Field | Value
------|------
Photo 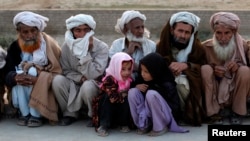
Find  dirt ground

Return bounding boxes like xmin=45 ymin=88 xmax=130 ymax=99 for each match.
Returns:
xmin=1 ymin=0 xmax=250 ymax=10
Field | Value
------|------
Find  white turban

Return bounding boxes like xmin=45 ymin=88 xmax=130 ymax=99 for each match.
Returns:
xmin=170 ymin=12 xmax=200 ymax=63
xmin=13 ymin=11 xmax=49 ymax=31
xmin=115 ymin=10 xmax=146 ymax=34
xmin=170 ymin=11 xmax=200 ymax=32
xmin=65 ymin=14 xmax=96 ymax=30
xmin=0 ymin=46 xmax=7 ymax=69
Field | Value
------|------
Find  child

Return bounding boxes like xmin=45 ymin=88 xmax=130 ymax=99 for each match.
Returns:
xmin=92 ymin=52 xmax=134 ymax=137
xmin=128 ymin=52 xmax=189 ymax=136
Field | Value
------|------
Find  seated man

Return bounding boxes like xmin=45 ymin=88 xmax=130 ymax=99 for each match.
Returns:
xmin=201 ymin=12 xmax=250 ymax=125
xmin=109 ymin=10 xmax=156 ymax=80
xmin=156 ymin=11 xmax=206 ymax=126
xmin=4 ymin=11 xmax=62 ymax=127
xmin=52 ymin=14 xmax=109 ymax=126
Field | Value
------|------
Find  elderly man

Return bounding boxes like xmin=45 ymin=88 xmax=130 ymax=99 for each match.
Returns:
xmin=201 ymin=12 xmax=250 ymax=125
xmin=109 ymin=10 xmax=156 ymax=80
xmin=52 ymin=14 xmax=109 ymax=126
xmin=156 ymin=11 xmax=206 ymax=126
xmin=4 ymin=11 xmax=62 ymax=127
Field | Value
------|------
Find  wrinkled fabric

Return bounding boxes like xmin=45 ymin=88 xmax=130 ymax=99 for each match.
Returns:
xmin=115 ymin=10 xmax=146 ymax=35
xmin=13 ymin=11 xmax=49 ymax=31
xmin=65 ymin=14 xmax=96 ymax=30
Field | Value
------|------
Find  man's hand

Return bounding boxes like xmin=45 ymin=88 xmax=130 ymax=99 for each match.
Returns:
xmin=169 ymin=62 xmax=188 ymax=76
xmin=225 ymin=61 xmax=239 ymax=73
xmin=127 ymin=41 xmax=141 ymax=55
xmin=15 ymin=73 xmax=37 ymax=86
xmin=214 ymin=66 xmax=226 ymax=78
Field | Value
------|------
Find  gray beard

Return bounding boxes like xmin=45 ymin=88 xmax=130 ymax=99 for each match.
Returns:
xmin=212 ymin=35 xmax=235 ymax=61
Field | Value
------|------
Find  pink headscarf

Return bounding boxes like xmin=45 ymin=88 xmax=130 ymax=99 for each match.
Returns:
xmin=104 ymin=52 xmax=134 ymax=91
xmin=210 ymin=12 xmax=246 ymax=65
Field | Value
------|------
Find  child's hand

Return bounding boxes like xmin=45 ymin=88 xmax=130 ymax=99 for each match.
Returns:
xmin=136 ymin=84 xmax=148 ymax=93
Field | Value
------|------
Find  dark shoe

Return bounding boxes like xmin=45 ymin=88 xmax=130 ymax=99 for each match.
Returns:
xmin=58 ymin=116 xmax=76 ymax=126
xmin=17 ymin=115 xmax=30 ymax=126
xmin=229 ymin=113 xmax=242 ymax=125
xmin=86 ymin=117 xmax=94 ymax=127
xmin=27 ymin=116 xmax=43 ymax=127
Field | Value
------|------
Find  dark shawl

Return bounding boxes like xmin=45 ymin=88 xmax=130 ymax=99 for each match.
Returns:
xmin=156 ymin=20 xmax=206 ymax=126
xmin=133 ymin=52 xmax=181 ymax=121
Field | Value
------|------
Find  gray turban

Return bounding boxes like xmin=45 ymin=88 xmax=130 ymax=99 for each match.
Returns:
xmin=65 ymin=14 xmax=96 ymax=30
xmin=115 ymin=10 xmax=146 ymax=34
xmin=13 ymin=11 xmax=49 ymax=31
xmin=170 ymin=11 xmax=200 ymax=32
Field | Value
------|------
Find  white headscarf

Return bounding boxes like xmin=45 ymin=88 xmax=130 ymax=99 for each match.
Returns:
xmin=13 ymin=11 xmax=49 ymax=31
xmin=170 ymin=11 xmax=200 ymax=62
xmin=66 ymin=14 xmax=96 ymax=30
xmin=65 ymin=14 xmax=96 ymax=59
xmin=0 ymin=46 xmax=7 ymax=69
xmin=115 ymin=10 xmax=146 ymax=35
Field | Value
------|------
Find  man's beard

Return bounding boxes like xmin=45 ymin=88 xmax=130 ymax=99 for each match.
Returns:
xmin=171 ymin=35 xmax=189 ymax=50
xmin=126 ymin=30 xmax=145 ymax=44
xmin=213 ymin=35 xmax=235 ymax=61
xmin=18 ymin=34 xmax=41 ymax=53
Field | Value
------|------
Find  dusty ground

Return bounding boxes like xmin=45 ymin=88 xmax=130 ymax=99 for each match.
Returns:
xmin=1 ymin=0 xmax=250 ymax=10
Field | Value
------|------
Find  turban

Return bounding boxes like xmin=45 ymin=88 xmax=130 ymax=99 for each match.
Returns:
xmin=115 ymin=10 xmax=146 ymax=34
xmin=0 ymin=46 xmax=7 ymax=69
xmin=170 ymin=11 xmax=200 ymax=32
xmin=210 ymin=12 xmax=240 ymax=31
xmin=66 ymin=14 xmax=96 ymax=30
xmin=13 ymin=11 xmax=49 ymax=31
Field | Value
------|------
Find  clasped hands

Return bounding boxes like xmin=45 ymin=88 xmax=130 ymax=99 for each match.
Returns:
xmin=15 ymin=73 xmax=36 ymax=86
xmin=214 ymin=61 xmax=239 ymax=78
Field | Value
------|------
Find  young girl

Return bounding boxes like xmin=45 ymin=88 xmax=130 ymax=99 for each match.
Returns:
xmin=92 ymin=52 xmax=134 ymax=137
xmin=128 ymin=52 xmax=189 ymax=136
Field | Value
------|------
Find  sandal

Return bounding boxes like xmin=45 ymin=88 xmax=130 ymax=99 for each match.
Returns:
xmin=119 ymin=126 xmax=130 ymax=133
xmin=17 ymin=115 xmax=30 ymax=126
xmin=97 ymin=126 xmax=109 ymax=137
xmin=148 ymin=127 xmax=168 ymax=136
xmin=207 ymin=114 xmax=223 ymax=125
xmin=27 ymin=116 xmax=43 ymax=127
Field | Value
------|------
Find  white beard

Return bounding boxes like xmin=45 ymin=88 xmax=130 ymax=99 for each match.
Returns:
xmin=212 ymin=35 xmax=236 ymax=61
xmin=126 ymin=30 xmax=145 ymax=44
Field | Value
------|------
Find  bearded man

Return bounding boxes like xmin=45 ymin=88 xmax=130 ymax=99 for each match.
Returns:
xmin=109 ymin=10 xmax=156 ymax=80
xmin=156 ymin=11 xmax=206 ymax=126
xmin=201 ymin=12 xmax=250 ymax=125
xmin=4 ymin=11 xmax=62 ymax=127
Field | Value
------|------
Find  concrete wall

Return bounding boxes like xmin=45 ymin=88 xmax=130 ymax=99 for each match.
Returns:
xmin=0 ymin=10 xmax=250 ymax=45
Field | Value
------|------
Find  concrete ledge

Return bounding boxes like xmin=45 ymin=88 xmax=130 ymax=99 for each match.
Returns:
xmin=1 ymin=10 xmax=250 ymax=36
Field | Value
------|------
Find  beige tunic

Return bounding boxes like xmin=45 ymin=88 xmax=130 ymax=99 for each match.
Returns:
xmin=201 ymin=39 xmax=250 ymax=116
